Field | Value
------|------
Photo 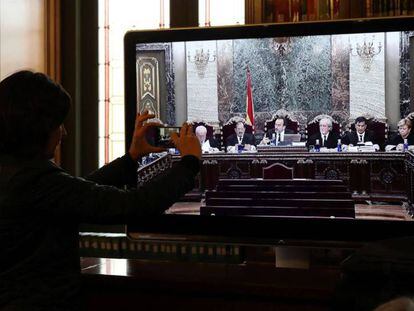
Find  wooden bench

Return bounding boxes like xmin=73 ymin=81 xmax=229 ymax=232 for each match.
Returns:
xmin=205 ymin=191 xmax=352 ymax=200
xmin=217 ymin=179 xmax=344 ymax=186
xmin=201 ymin=178 xmax=355 ymax=218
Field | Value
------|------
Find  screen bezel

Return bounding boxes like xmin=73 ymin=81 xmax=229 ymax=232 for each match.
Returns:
xmin=124 ymin=17 xmax=414 ymax=243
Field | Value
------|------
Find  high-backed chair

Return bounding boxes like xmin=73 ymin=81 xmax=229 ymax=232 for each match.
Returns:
xmin=406 ymin=112 xmax=414 ymax=123
xmin=346 ymin=114 xmax=388 ymax=148
xmin=306 ymin=114 xmax=341 ymax=139
xmin=264 ymin=109 xmax=299 ymax=134
xmin=220 ymin=116 xmax=254 ymax=149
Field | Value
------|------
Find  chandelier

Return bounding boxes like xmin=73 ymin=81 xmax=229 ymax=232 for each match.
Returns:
xmin=187 ymin=49 xmax=216 ymax=79
xmin=269 ymin=37 xmax=292 ymax=56
xmin=349 ymin=36 xmax=382 ymax=72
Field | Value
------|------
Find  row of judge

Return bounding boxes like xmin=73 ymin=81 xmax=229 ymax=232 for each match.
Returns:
xmin=307 ymin=116 xmax=414 ymax=151
xmin=194 ymin=122 xmax=256 ymax=153
xmin=195 ymin=116 xmax=414 ymax=152
xmin=305 ymin=117 xmax=375 ymax=150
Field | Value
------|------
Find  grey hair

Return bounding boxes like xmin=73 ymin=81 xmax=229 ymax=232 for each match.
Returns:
xmin=320 ymin=117 xmax=332 ymax=129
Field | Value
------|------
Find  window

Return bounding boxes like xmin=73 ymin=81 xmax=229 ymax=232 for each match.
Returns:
xmin=98 ymin=0 xmax=169 ymax=165
xmin=98 ymin=0 xmax=244 ymax=165
xmin=199 ymin=0 xmax=245 ymax=26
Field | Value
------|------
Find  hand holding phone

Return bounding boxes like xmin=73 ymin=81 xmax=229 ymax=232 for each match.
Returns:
xmin=128 ymin=111 xmax=166 ymax=160
xmin=170 ymin=123 xmax=202 ymax=159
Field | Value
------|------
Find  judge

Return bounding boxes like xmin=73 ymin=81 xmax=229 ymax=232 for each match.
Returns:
xmin=260 ymin=117 xmax=294 ymax=146
xmin=385 ymin=118 xmax=414 ymax=151
xmin=341 ymin=116 xmax=379 ymax=150
xmin=195 ymin=125 xmax=219 ymax=153
xmin=306 ymin=117 xmax=339 ymax=149
xmin=226 ymin=121 xmax=256 ymax=152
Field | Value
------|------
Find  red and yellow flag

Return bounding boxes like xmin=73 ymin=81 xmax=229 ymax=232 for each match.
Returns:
xmin=245 ymin=66 xmax=255 ymax=129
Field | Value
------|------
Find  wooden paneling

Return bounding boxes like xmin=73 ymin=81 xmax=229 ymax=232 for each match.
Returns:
xmin=175 ymin=152 xmax=407 ymax=201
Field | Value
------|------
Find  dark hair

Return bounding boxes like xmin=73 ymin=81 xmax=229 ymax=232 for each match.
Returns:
xmin=355 ymin=116 xmax=367 ymax=124
xmin=275 ymin=117 xmax=287 ymax=126
xmin=0 ymin=70 xmax=71 ymax=158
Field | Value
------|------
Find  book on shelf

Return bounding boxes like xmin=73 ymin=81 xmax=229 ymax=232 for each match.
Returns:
xmin=317 ymin=0 xmax=331 ymax=20
xmin=365 ymin=0 xmax=373 ymax=17
xmin=306 ymin=0 xmax=318 ymax=20
xmin=332 ymin=0 xmax=352 ymax=19
xmin=262 ymin=0 xmax=412 ymax=25
xmin=350 ymin=0 xmax=364 ymax=18
xmin=274 ymin=0 xmax=291 ymax=22
xmin=262 ymin=0 xmax=275 ymax=23
xmin=291 ymin=0 xmax=301 ymax=22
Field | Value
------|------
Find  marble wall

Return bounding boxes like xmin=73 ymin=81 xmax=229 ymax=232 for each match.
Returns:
xmin=400 ymin=31 xmax=414 ymax=118
xmin=186 ymin=40 xmax=219 ymax=122
xmin=349 ymin=33 xmax=385 ymax=119
xmin=218 ymin=36 xmax=339 ymax=131
xmin=152 ymin=32 xmax=411 ymax=130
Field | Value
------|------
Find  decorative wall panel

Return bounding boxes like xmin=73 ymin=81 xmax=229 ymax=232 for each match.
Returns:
xmin=136 ymin=43 xmax=175 ymax=125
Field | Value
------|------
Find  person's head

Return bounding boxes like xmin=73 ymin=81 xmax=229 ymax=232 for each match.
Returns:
xmin=274 ymin=117 xmax=286 ymax=134
xmin=319 ymin=117 xmax=332 ymax=135
xmin=0 ymin=70 xmax=71 ymax=159
xmin=195 ymin=125 xmax=207 ymax=144
xmin=355 ymin=116 xmax=368 ymax=134
xmin=398 ymin=118 xmax=412 ymax=138
xmin=234 ymin=121 xmax=246 ymax=138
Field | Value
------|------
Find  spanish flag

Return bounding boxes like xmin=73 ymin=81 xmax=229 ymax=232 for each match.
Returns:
xmin=245 ymin=66 xmax=255 ymax=129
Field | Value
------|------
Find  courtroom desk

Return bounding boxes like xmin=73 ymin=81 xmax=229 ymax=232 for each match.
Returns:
xmin=81 ymin=257 xmax=341 ymax=311
xmin=181 ymin=152 xmax=407 ymax=202
xmin=404 ymin=151 xmax=414 ymax=216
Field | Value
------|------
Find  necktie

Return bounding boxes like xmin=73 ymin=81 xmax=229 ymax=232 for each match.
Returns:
xmin=359 ymin=135 xmax=363 ymax=142
xmin=323 ymin=135 xmax=327 ymax=146
xmin=276 ymin=133 xmax=280 ymax=142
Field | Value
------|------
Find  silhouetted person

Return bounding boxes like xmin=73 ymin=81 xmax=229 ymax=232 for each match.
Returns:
xmin=0 ymin=70 xmax=201 ymax=310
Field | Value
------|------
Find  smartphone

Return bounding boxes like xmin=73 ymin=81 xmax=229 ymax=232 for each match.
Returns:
xmin=146 ymin=126 xmax=181 ymax=148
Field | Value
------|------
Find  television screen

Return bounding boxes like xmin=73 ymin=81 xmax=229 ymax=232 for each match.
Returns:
xmin=124 ymin=17 xmax=414 ymax=244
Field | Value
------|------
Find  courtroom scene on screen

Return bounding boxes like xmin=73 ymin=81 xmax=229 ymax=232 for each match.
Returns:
xmin=132 ymin=29 xmax=414 ymax=221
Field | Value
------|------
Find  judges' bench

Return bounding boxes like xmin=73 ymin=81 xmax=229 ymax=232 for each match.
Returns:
xmin=176 ymin=151 xmax=407 ymax=202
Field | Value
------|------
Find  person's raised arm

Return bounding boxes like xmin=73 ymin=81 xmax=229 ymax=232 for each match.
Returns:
xmin=86 ymin=111 xmax=165 ymax=186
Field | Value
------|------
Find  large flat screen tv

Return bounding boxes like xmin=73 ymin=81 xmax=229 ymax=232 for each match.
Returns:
xmin=124 ymin=17 xmax=414 ymax=244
